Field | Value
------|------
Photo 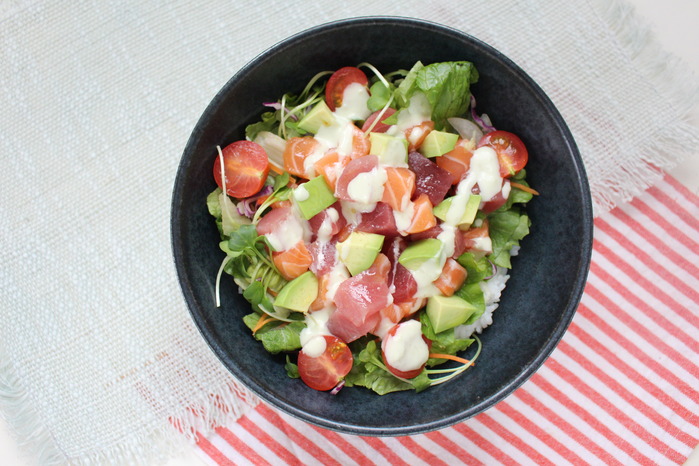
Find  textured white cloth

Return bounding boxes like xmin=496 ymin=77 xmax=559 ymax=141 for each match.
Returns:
xmin=0 ymin=0 xmax=696 ymax=464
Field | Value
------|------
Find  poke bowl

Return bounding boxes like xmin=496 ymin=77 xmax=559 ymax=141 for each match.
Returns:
xmin=171 ymin=16 xmax=593 ymax=435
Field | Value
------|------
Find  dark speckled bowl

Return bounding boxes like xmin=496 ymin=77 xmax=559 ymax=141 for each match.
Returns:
xmin=171 ymin=17 xmax=593 ymax=435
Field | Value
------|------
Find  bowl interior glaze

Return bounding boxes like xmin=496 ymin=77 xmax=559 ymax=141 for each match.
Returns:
xmin=171 ymin=17 xmax=593 ymax=435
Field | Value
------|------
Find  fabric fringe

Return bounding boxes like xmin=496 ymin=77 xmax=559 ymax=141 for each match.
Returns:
xmin=0 ymin=348 xmax=258 ymax=465
xmin=587 ymin=0 xmax=699 ymax=213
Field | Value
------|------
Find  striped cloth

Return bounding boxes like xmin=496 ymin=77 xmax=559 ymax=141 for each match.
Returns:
xmin=191 ymin=173 xmax=698 ymax=465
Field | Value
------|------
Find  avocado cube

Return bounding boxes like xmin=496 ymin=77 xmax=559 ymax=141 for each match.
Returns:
xmin=398 ymin=238 xmax=443 ymax=270
xmin=336 ymin=231 xmax=385 ymax=276
xmin=369 ymin=132 xmax=409 ymax=165
xmin=297 ymin=100 xmax=335 ymax=134
xmin=426 ymin=295 xmax=478 ymax=333
xmin=274 ymin=271 xmax=319 ymax=313
xmin=293 ymin=176 xmax=337 ymax=220
xmin=433 ymin=194 xmax=482 ymax=228
xmin=420 ymin=130 xmax=459 ymax=158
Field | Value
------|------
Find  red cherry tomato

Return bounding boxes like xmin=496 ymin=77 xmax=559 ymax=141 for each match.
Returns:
xmin=325 ymin=66 xmax=368 ymax=111
xmin=361 ymin=108 xmax=397 ymax=133
xmin=213 ymin=141 xmax=270 ymax=198
xmin=297 ymin=335 xmax=353 ymax=391
xmin=477 ymin=130 xmax=528 ymax=178
xmin=381 ymin=323 xmax=431 ymax=379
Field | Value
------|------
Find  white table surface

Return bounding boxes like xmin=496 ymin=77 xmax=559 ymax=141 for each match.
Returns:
xmin=1 ymin=1 xmax=697 ymax=464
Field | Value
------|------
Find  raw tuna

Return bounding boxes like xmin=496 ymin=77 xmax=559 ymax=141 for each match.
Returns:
xmin=408 ymin=151 xmax=452 ymax=205
xmin=356 ymin=202 xmax=399 ymax=237
xmin=410 ymin=225 xmax=466 ymax=258
xmin=308 ymin=201 xmax=346 ymax=241
xmin=382 ymin=238 xmax=417 ymax=304
xmin=308 ymin=239 xmax=338 ymax=276
xmin=327 ymin=255 xmax=391 ymax=342
xmin=334 ymin=154 xmax=378 ymax=201
xmin=255 ymin=205 xmax=291 ymax=236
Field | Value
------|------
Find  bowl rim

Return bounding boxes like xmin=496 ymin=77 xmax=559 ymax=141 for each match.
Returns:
xmin=171 ymin=15 xmax=594 ymax=436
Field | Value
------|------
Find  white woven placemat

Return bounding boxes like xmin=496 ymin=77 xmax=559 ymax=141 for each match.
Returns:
xmin=1 ymin=0 xmax=697 ymax=464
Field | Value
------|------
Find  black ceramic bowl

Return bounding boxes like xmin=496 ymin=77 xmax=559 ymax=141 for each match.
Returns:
xmin=171 ymin=17 xmax=593 ymax=435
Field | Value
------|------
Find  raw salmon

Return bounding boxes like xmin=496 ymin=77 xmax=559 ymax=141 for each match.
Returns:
xmin=313 ymin=151 xmax=348 ymax=191
xmin=433 ymin=258 xmax=468 ymax=297
xmin=436 ymin=139 xmax=474 ymax=185
xmin=272 ymin=240 xmax=312 ymax=281
xmin=402 ymin=193 xmax=437 ymax=235
xmin=283 ymin=136 xmax=319 ymax=179
xmin=381 ymin=167 xmax=415 ymax=211
xmin=404 ymin=121 xmax=434 ymax=151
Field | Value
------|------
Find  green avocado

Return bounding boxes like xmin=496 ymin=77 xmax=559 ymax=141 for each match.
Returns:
xmin=420 ymin=130 xmax=458 ymax=158
xmin=273 ymin=271 xmax=319 ymax=313
xmin=433 ymin=194 xmax=481 ymax=228
xmin=336 ymin=231 xmax=385 ymax=276
xmin=297 ymin=100 xmax=335 ymax=134
xmin=293 ymin=176 xmax=337 ymax=220
xmin=369 ymin=132 xmax=409 ymax=165
xmin=426 ymin=295 xmax=478 ymax=333
xmin=398 ymin=238 xmax=442 ymax=270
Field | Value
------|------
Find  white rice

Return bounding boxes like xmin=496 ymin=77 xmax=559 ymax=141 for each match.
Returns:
xmin=454 ymin=264 xmax=511 ymax=339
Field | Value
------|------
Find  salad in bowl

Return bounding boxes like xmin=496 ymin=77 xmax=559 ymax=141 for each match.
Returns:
xmin=206 ymin=60 xmax=536 ymax=395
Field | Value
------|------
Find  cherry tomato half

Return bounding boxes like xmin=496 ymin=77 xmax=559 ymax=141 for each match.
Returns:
xmin=325 ymin=66 xmax=368 ymax=111
xmin=213 ymin=141 xmax=270 ymax=198
xmin=381 ymin=323 xmax=431 ymax=379
xmin=298 ymin=335 xmax=353 ymax=391
xmin=477 ymin=130 xmax=528 ymax=178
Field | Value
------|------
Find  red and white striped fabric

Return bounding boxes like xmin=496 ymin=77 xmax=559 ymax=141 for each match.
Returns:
xmin=195 ymin=174 xmax=699 ymax=465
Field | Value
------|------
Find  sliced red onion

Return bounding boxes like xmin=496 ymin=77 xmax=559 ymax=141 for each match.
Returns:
xmin=330 ymin=380 xmax=345 ymax=395
xmin=263 ymin=102 xmax=298 ymax=121
xmin=483 ymin=259 xmax=497 ymax=280
xmin=470 ymin=95 xmax=496 ymax=133
xmin=237 ymin=185 xmax=273 ymax=218
xmin=447 ymin=117 xmax=483 ymax=143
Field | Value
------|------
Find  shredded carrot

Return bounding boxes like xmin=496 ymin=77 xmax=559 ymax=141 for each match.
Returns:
xmin=510 ymin=181 xmax=539 ymax=195
xmin=268 ymin=162 xmax=284 ymax=175
xmin=429 ymin=353 xmax=473 ymax=365
xmin=252 ymin=313 xmax=276 ymax=334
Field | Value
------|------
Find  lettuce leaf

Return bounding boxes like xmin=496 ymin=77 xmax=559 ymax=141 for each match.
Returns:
xmin=243 ymin=313 xmax=304 ymax=354
xmin=488 ymin=208 xmax=531 ymax=268
xmin=344 ymin=339 xmax=431 ymax=394
xmin=396 ymin=61 xmax=479 ymax=130
xmin=420 ymin=312 xmax=474 ymax=365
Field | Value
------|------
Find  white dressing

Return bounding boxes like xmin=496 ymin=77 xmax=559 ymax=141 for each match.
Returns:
xmin=301 ymin=334 xmax=327 ymax=358
xmin=315 ymin=116 xmax=355 ymax=157
xmin=393 ymin=201 xmax=415 ymax=233
xmin=301 ymin=140 xmax=328 ymax=178
xmin=445 ymin=146 xmax=505 ymax=225
xmin=391 ymin=92 xmax=432 ymax=132
xmin=300 ymin=308 xmax=333 ymax=347
xmin=382 ymin=320 xmax=429 ymax=372
xmin=346 ymin=167 xmax=387 ymax=205
xmin=317 ymin=207 xmax=339 ymax=243
xmin=264 ymin=208 xmax=310 ymax=252
xmin=293 ymin=184 xmax=310 ymax=202
xmin=334 ymin=82 xmax=372 ymax=121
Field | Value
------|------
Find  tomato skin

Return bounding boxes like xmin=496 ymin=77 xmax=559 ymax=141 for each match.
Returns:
xmin=381 ymin=323 xmax=431 ymax=379
xmin=325 ymin=67 xmax=368 ymax=111
xmin=213 ymin=141 xmax=270 ymax=198
xmin=477 ymin=130 xmax=528 ymax=178
xmin=298 ymin=335 xmax=353 ymax=391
